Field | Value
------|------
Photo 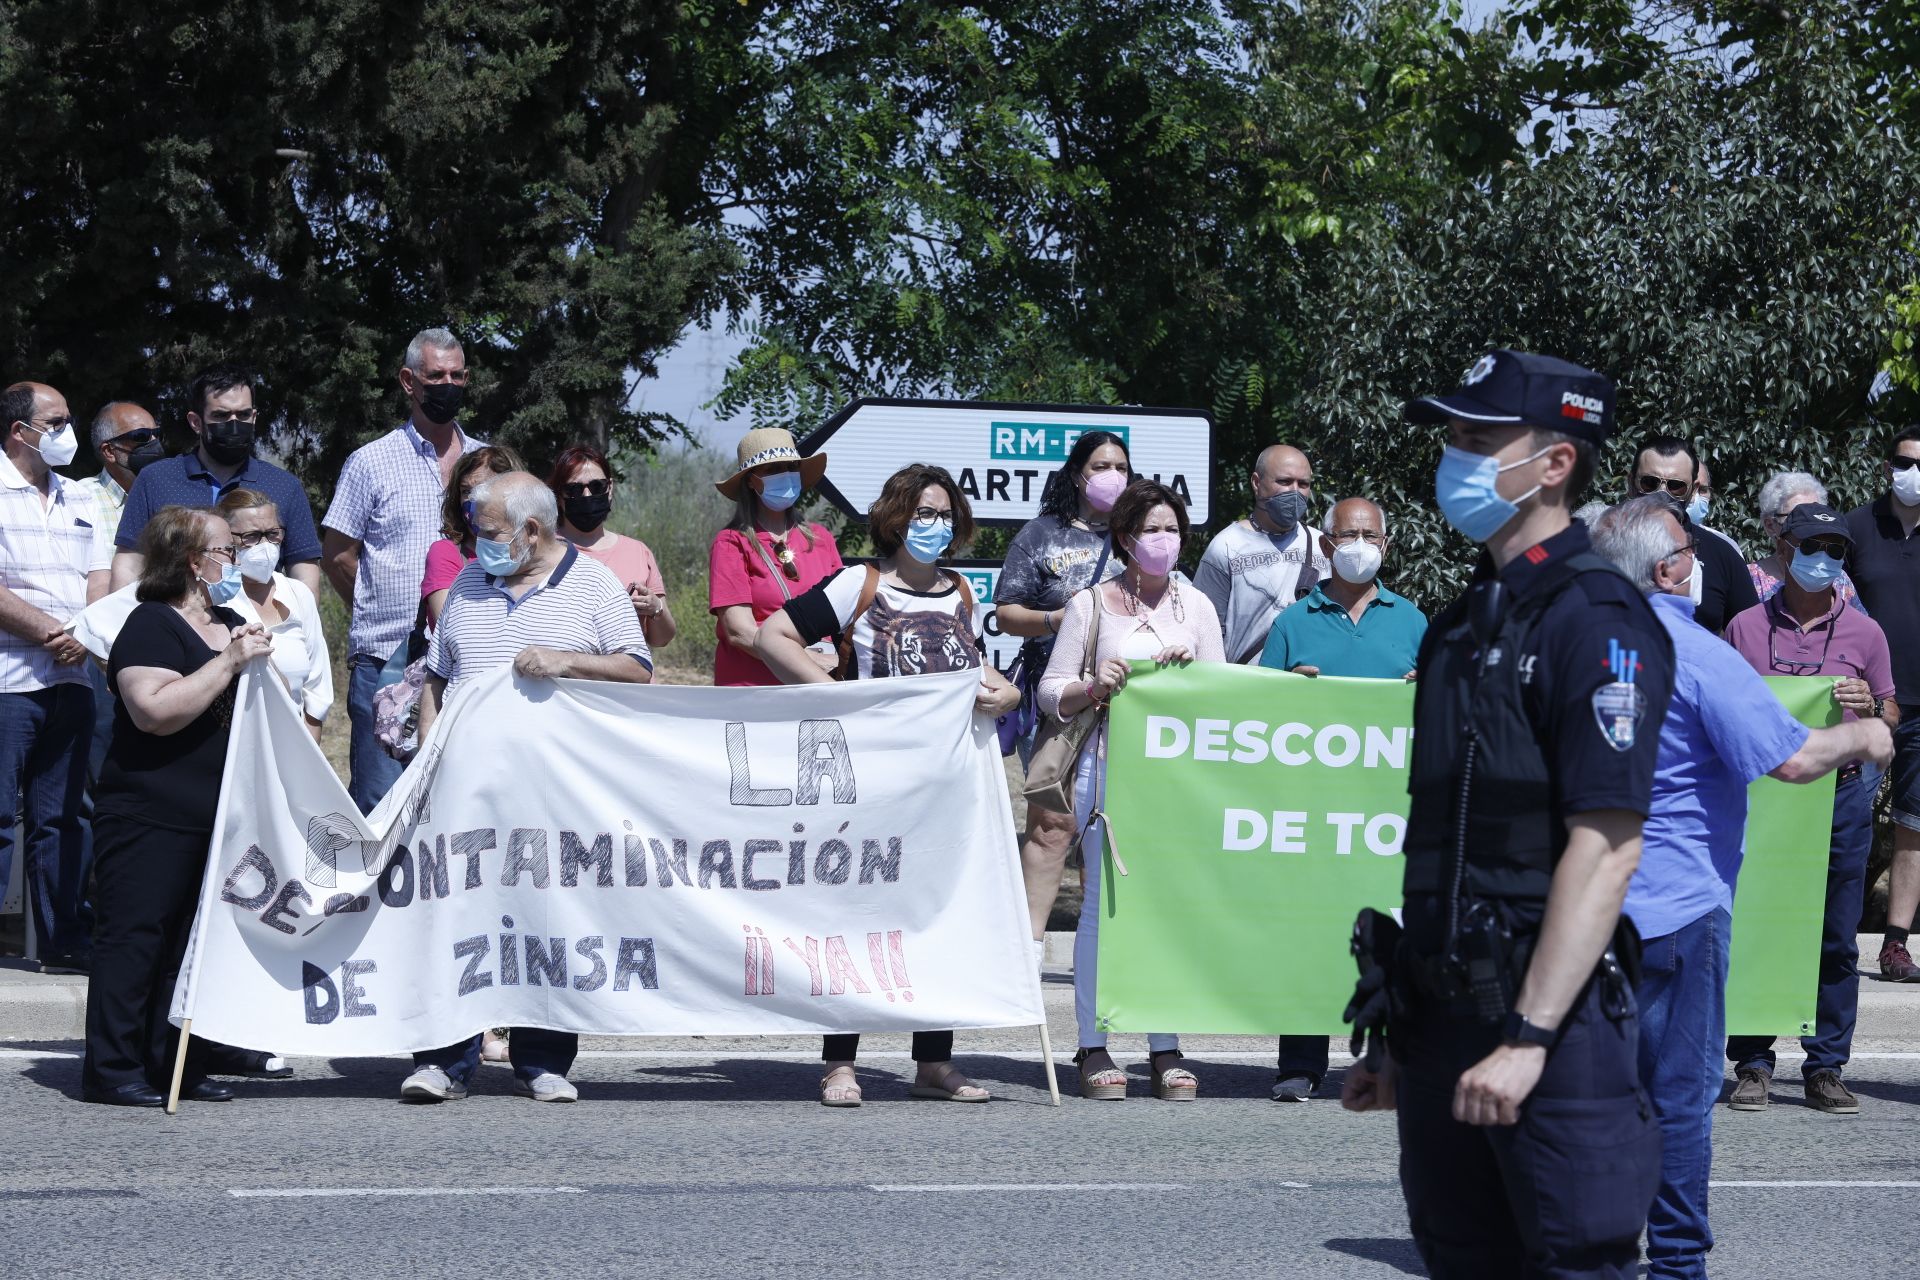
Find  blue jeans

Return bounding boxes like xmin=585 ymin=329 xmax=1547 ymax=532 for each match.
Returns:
xmin=413 ymin=1028 xmax=578 ymax=1086
xmin=346 ymin=653 xmax=405 ymax=813
xmin=0 ymin=684 xmax=96 ymax=958
xmin=1727 ymin=770 xmax=1875 ymax=1078
xmin=1636 ymin=906 xmax=1730 ymax=1280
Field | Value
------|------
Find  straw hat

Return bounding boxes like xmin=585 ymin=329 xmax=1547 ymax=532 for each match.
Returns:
xmin=715 ymin=427 xmax=828 ymax=499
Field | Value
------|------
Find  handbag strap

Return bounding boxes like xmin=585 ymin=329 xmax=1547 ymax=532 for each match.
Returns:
xmin=747 ymin=528 xmax=796 ymax=602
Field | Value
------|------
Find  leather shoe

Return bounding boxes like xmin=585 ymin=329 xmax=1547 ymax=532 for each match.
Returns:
xmin=181 ymin=1079 xmax=234 ymax=1102
xmin=83 ymin=1082 xmax=164 ymax=1108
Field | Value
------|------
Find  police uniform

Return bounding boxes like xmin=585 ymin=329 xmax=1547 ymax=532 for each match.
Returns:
xmin=1392 ymin=352 xmax=1676 ymax=1278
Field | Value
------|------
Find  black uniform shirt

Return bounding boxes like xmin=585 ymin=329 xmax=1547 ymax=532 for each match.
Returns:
xmin=1843 ymin=494 xmax=1920 ymax=703
xmin=1402 ymin=521 xmax=1675 ymax=949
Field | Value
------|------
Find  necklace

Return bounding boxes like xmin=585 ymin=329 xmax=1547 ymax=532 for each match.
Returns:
xmin=1119 ymin=571 xmax=1183 ymax=622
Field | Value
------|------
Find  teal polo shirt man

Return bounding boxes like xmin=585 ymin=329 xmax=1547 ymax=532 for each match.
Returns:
xmin=1257 ymin=496 xmax=1428 ymax=1100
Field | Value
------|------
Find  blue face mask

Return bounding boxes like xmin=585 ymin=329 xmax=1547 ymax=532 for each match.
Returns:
xmin=474 ymin=534 xmax=524 ymax=577
xmin=1685 ymin=494 xmax=1710 ymax=525
xmin=1434 ymin=444 xmax=1551 ymax=543
xmin=758 ymin=472 xmax=802 ymax=512
xmin=903 ymin=519 xmax=954 ymax=565
xmin=1787 ymin=547 xmax=1844 ymax=592
xmin=204 ymin=560 xmax=245 ymax=606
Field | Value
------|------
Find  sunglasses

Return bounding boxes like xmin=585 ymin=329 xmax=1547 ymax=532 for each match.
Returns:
xmin=109 ymin=427 xmax=159 ymax=448
xmin=1892 ymin=457 xmax=1919 ymax=472
xmin=767 ymin=534 xmax=799 ymax=580
xmin=1634 ymin=474 xmax=1692 ymax=499
xmin=1796 ymin=537 xmax=1848 ymax=558
xmin=562 ymin=479 xmax=611 ymax=499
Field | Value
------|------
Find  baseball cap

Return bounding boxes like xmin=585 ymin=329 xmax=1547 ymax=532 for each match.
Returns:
xmin=1404 ymin=349 xmax=1617 ymax=446
xmin=1781 ymin=503 xmax=1852 ymax=546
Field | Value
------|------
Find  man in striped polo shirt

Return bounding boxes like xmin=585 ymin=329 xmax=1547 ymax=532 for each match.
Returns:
xmin=401 ymin=470 xmax=651 ymax=1105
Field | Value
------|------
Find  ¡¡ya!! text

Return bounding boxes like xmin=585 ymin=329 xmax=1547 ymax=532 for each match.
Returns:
xmin=1140 ymin=714 xmax=1412 ymax=858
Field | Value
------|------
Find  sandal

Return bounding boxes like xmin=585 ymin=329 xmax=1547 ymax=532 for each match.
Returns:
xmin=909 ymin=1063 xmax=991 ymax=1103
xmin=820 ymin=1064 xmax=863 ymax=1107
xmin=1151 ymin=1051 xmax=1199 ymax=1102
xmin=1073 ymin=1048 xmax=1127 ymax=1101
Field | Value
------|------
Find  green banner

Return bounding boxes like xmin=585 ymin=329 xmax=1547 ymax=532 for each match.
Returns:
xmin=1724 ymin=676 xmax=1838 ymax=1036
xmin=1097 ymin=663 xmax=1836 ymax=1037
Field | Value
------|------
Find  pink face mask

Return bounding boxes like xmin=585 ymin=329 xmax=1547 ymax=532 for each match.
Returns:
xmin=1130 ymin=531 xmax=1181 ymax=576
xmin=1083 ymin=470 xmax=1128 ymax=512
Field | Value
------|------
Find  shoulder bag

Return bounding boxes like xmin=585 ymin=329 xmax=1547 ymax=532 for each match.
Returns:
xmin=1020 ymin=586 xmax=1105 ymax=815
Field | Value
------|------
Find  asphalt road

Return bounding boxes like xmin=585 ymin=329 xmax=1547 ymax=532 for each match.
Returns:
xmin=7 ymin=967 xmax=1920 ymax=1280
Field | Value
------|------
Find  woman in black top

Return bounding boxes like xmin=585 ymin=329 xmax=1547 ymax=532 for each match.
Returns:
xmin=81 ymin=506 xmax=271 ymax=1107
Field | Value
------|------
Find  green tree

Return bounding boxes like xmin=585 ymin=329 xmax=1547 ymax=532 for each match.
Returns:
xmin=0 ymin=0 xmax=757 ymax=490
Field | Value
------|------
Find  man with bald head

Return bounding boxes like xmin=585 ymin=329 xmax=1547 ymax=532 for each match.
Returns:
xmin=402 ymin=469 xmax=652 ymax=1105
xmin=1259 ymin=495 xmax=1428 ymax=1099
xmin=0 ymin=382 xmax=112 ymax=971
xmin=1194 ymin=444 xmax=1329 ymax=663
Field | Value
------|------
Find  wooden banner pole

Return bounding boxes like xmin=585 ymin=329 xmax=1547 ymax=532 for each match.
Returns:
xmin=1037 ymin=1020 xmax=1061 ymax=1107
xmin=164 ymin=1018 xmax=192 ymax=1116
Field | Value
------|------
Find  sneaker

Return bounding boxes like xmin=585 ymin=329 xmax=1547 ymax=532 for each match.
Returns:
xmin=400 ymin=1065 xmax=468 ymax=1103
xmin=1804 ymin=1070 xmax=1859 ymax=1115
xmin=514 ymin=1072 xmax=579 ymax=1103
xmin=1727 ymin=1067 xmax=1770 ymax=1111
xmin=1271 ymin=1073 xmax=1318 ymax=1103
xmin=1879 ymin=940 xmax=1920 ymax=983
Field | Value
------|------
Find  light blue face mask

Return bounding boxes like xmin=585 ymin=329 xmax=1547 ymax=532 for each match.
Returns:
xmin=1685 ymin=494 xmax=1710 ymax=525
xmin=1434 ymin=444 xmax=1552 ymax=543
xmin=758 ymin=471 xmax=803 ymax=512
xmin=474 ymin=534 xmax=524 ymax=577
xmin=205 ymin=561 xmax=245 ymax=606
xmin=1787 ymin=547 xmax=1844 ymax=592
xmin=903 ymin=518 xmax=954 ymax=565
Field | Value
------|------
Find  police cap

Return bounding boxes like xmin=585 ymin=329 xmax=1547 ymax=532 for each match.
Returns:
xmin=1404 ymin=349 xmax=1617 ymax=446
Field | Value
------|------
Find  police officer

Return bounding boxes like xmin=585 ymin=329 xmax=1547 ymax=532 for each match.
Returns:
xmin=1343 ymin=350 xmax=1675 ymax=1278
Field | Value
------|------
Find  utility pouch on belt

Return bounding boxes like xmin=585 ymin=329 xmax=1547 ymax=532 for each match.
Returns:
xmin=1454 ymin=901 xmax=1513 ymax=1024
xmin=1344 ymin=908 xmax=1402 ymax=1072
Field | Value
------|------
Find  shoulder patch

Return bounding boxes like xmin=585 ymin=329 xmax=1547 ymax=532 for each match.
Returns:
xmin=1592 ymin=637 xmax=1648 ymax=751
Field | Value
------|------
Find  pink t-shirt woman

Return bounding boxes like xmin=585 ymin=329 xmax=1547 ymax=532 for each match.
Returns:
xmin=708 ymin=523 xmax=843 ymax=686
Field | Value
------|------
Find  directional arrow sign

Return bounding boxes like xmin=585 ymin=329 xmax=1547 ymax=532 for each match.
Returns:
xmin=798 ymin=398 xmax=1215 ymax=527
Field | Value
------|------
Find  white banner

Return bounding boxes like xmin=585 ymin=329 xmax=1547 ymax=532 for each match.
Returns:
xmin=173 ymin=666 xmax=1044 ymax=1055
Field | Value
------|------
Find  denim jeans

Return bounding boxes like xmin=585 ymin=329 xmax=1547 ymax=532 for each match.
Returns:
xmin=1727 ymin=770 xmax=1875 ymax=1078
xmin=346 ymin=653 xmax=405 ymax=813
xmin=1636 ymin=906 xmax=1730 ymax=1280
xmin=413 ymin=1028 xmax=578 ymax=1087
xmin=0 ymin=683 xmax=96 ymax=958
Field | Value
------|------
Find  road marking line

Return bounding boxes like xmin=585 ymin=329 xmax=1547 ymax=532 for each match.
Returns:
xmin=1712 ymin=1180 xmax=1920 ymax=1188
xmin=228 ymin=1187 xmax=585 ymax=1199
xmin=869 ymin=1183 xmax=1190 ymax=1192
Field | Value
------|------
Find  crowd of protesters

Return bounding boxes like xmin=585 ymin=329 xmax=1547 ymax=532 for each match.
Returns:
xmin=3 ymin=334 xmax=1917 ymax=1200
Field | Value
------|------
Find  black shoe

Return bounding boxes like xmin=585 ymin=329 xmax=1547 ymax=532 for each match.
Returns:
xmin=204 ymin=1047 xmax=293 ymax=1079
xmin=37 ymin=951 xmax=91 ymax=976
xmin=82 ymin=1083 xmax=164 ymax=1108
xmin=181 ymin=1079 xmax=234 ymax=1102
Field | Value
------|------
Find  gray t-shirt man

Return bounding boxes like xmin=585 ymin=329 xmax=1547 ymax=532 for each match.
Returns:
xmin=1194 ymin=520 xmax=1329 ymax=663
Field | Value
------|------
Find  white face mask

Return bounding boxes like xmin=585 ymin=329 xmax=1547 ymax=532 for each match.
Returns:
xmin=237 ymin=541 xmax=280 ymax=584
xmin=1894 ymin=465 xmax=1920 ymax=508
xmin=26 ymin=422 xmax=79 ymax=468
xmin=1331 ymin=539 xmax=1383 ymax=585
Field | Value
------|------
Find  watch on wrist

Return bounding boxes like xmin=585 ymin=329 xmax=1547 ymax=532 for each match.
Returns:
xmin=1871 ymin=697 xmax=1884 ymax=719
xmin=1502 ymin=1011 xmax=1555 ymax=1050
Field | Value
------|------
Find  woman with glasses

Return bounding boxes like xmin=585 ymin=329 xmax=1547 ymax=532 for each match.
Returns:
xmin=549 ymin=444 xmax=675 ymax=650
xmin=212 ymin=489 xmax=331 ymax=744
xmin=1747 ymin=470 xmax=1867 ymax=614
xmin=709 ymin=428 xmax=843 ymax=686
xmin=81 ymin=506 xmax=273 ymax=1107
xmin=1722 ymin=502 xmax=1899 ymax=1116
xmin=756 ymin=463 xmax=1021 ymax=1105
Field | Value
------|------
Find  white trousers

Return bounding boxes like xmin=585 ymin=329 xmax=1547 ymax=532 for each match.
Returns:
xmin=1072 ymin=745 xmax=1179 ymax=1054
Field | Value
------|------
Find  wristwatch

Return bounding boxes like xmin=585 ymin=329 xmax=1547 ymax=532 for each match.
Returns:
xmin=1502 ymin=1011 xmax=1556 ymax=1050
xmin=1871 ymin=696 xmax=1885 ymax=720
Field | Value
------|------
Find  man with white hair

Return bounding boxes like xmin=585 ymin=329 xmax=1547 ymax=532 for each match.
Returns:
xmin=400 ymin=471 xmax=652 ymax=1105
xmin=1259 ymin=495 xmax=1427 ymax=1101
xmin=1591 ymin=494 xmax=1889 ymax=1278
xmin=72 ymin=402 xmax=165 ymax=549
xmin=321 ymin=328 xmax=485 ymax=811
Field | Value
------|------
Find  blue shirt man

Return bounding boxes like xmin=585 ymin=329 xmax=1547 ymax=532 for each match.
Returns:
xmin=1591 ymin=495 xmax=1887 ymax=1280
xmin=1258 ymin=496 xmax=1426 ymax=1102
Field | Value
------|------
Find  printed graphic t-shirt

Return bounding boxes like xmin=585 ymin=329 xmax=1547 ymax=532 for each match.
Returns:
xmin=784 ymin=566 xmax=981 ymax=681
xmin=993 ymin=513 xmax=1120 ymax=670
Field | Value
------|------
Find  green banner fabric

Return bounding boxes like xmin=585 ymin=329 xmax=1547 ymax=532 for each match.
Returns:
xmin=1097 ymin=663 xmax=1837 ymax=1037
xmin=1723 ymin=676 xmax=1839 ymax=1037
xmin=1098 ymin=663 xmax=1414 ymax=1036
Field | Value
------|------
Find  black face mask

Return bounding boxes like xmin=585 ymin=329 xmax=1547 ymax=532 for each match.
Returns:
xmin=124 ymin=438 xmax=167 ymax=474
xmin=418 ymin=382 xmax=464 ymax=425
xmin=201 ymin=419 xmax=256 ymax=466
xmin=564 ymin=493 xmax=613 ymax=533
xmin=1259 ymin=489 xmax=1309 ymax=532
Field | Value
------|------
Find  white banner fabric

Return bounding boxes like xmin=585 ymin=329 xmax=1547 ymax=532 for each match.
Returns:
xmin=172 ymin=665 xmax=1044 ymax=1054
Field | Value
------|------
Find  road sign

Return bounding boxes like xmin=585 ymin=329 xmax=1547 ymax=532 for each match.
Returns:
xmin=798 ymin=398 xmax=1215 ymax=527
